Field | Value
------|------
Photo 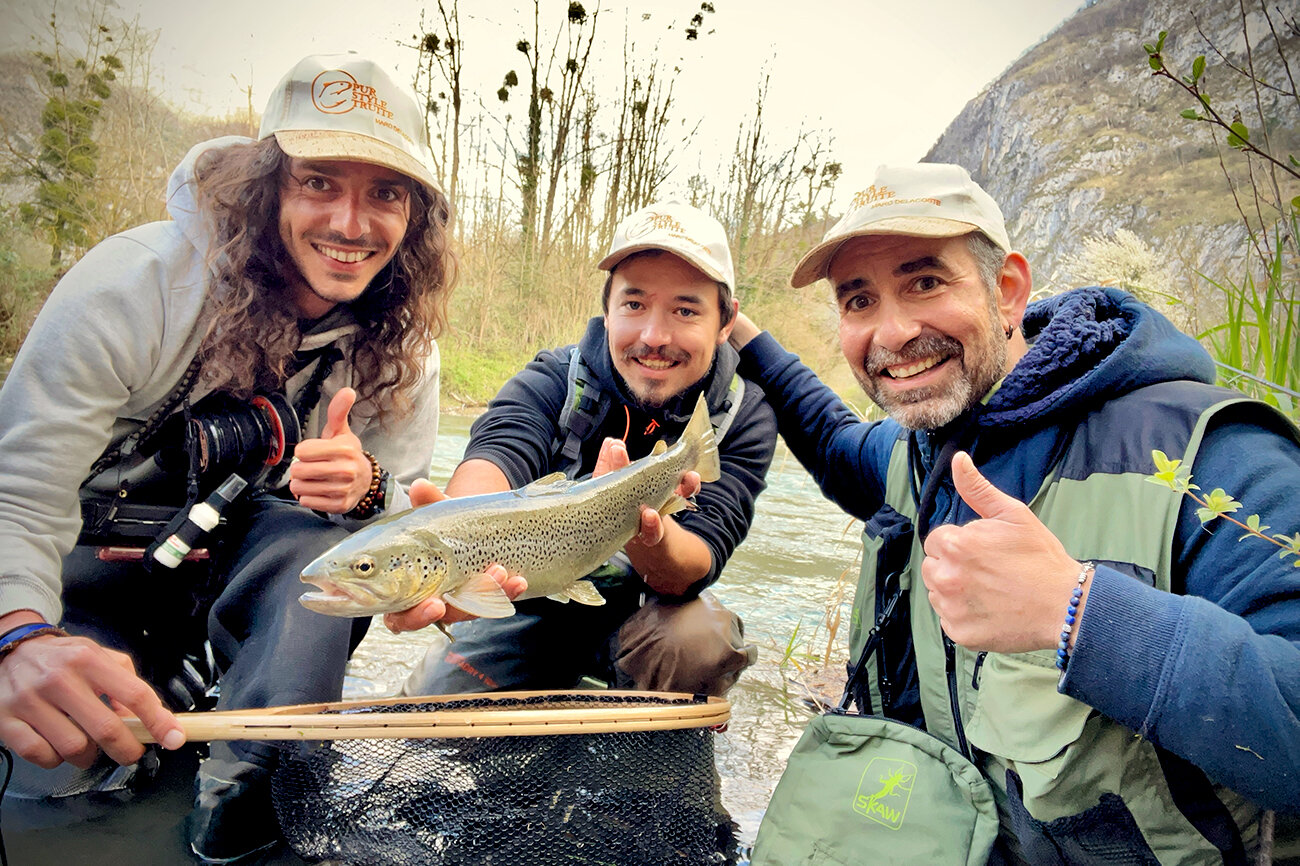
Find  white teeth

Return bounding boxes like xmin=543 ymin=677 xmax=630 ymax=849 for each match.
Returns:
xmin=886 ymin=356 xmax=942 ymax=379
xmin=316 ymin=244 xmax=372 ymax=264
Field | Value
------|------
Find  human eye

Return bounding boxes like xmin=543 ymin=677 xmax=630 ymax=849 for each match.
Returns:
xmin=676 ymin=306 xmax=700 ymax=318
xmin=840 ymin=292 xmax=873 ymax=314
xmin=622 ymin=299 xmax=643 ymax=311
xmin=913 ymin=275 xmax=944 ymax=293
xmin=301 ymin=175 xmax=332 ymax=192
xmin=374 ymin=185 xmax=406 ymax=204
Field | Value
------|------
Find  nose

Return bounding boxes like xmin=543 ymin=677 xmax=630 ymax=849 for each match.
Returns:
xmin=871 ymin=296 xmax=923 ymax=353
xmin=329 ymin=191 xmax=367 ymax=239
xmin=639 ymin=310 xmax=672 ymax=348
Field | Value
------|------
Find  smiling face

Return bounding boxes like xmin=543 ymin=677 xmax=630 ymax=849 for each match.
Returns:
xmin=278 ymin=158 xmax=413 ymax=318
xmin=604 ymin=252 xmax=737 ymax=409
xmin=829 ymin=233 xmax=1028 ymax=430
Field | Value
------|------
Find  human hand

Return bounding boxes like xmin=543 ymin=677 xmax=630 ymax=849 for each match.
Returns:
xmin=290 ymin=387 xmax=374 ymax=513
xmin=727 ymin=312 xmax=761 ymax=351
xmin=408 ymin=478 xmax=448 ymax=508
xmin=0 ymin=633 xmax=185 ymax=769
xmin=920 ymin=451 xmax=1086 ymax=653
xmin=382 ymin=563 xmax=527 ymax=633
xmin=594 ymin=437 xmax=700 ymax=546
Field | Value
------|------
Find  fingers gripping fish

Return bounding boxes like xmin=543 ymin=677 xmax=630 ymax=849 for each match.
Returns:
xmin=299 ymin=394 xmax=722 ymax=619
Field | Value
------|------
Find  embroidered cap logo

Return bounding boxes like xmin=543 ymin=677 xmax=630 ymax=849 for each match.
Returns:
xmin=852 ymin=757 xmax=916 ymax=830
xmin=312 ymin=69 xmax=359 ymax=114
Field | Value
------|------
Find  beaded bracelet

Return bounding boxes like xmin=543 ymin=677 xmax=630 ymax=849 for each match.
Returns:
xmin=1055 ymin=561 xmax=1094 ymax=672
xmin=0 ymin=622 xmax=70 ymax=664
xmin=346 ymin=450 xmax=390 ymax=520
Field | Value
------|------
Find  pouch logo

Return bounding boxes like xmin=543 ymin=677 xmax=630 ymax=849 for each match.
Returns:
xmin=853 ymin=758 xmax=915 ymax=829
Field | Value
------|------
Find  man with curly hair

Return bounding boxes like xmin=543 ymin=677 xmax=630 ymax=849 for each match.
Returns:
xmin=0 ymin=52 xmax=518 ymax=862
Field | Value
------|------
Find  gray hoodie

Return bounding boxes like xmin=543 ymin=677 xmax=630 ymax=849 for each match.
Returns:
xmin=0 ymin=137 xmax=440 ymax=623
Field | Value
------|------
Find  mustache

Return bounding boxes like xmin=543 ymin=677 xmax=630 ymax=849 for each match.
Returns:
xmin=624 ymin=345 xmax=690 ymax=364
xmin=306 ymin=230 xmax=377 ymax=249
xmin=865 ymin=334 xmax=962 ymax=375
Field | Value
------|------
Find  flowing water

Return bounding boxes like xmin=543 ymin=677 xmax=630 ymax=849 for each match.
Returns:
xmin=3 ymin=412 xmax=863 ymax=863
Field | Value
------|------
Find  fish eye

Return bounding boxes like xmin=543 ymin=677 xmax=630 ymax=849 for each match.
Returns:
xmin=352 ymin=556 xmax=377 ymax=575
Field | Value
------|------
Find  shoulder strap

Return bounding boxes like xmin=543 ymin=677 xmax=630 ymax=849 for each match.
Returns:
xmin=556 ymin=347 xmax=604 ymax=479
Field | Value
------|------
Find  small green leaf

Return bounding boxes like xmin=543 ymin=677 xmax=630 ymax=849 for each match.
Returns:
xmin=1149 ymin=56 xmax=1163 ymax=71
xmin=1157 ymin=31 xmax=1167 ymax=51
xmin=1199 ymin=93 xmax=1212 ymax=106
xmin=1143 ymin=42 xmax=1156 ymax=54
xmin=1192 ymin=55 xmax=1205 ymax=83
xmin=1228 ymin=121 xmax=1250 ymax=148
xmin=1245 ymin=514 xmax=1268 ymax=534
xmin=1196 ymin=488 xmax=1242 ymax=523
xmin=1291 ymin=195 xmax=1300 ymax=215
xmin=1289 ymin=154 xmax=1299 ymax=168
xmin=1180 ymin=109 xmax=1200 ymax=120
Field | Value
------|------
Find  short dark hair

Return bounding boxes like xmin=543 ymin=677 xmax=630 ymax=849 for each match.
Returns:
xmin=601 ymin=249 xmax=736 ymax=326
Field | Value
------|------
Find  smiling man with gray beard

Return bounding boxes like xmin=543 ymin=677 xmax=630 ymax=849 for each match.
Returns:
xmin=732 ymin=163 xmax=1300 ymax=863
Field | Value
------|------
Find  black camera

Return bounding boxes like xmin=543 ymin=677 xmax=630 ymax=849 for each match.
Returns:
xmin=137 ymin=392 xmax=303 ymax=569
xmin=185 ymin=392 xmax=302 ymax=489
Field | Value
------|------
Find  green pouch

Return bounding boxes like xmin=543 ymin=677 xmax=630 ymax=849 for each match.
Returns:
xmin=750 ymin=711 xmax=998 ymax=865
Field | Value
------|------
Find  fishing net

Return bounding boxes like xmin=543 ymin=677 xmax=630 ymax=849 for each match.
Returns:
xmin=268 ymin=691 xmax=740 ymax=866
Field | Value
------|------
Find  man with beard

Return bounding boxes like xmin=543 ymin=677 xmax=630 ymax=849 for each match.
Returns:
xmin=0 ymin=52 xmax=521 ymax=863
xmin=734 ymin=163 xmax=1299 ymax=862
xmin=394 ymin=202 xmax=777 ymax=698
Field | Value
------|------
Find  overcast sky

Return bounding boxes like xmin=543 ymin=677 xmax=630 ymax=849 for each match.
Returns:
xmin=4 ymin=0 xmax=1085 ymax=207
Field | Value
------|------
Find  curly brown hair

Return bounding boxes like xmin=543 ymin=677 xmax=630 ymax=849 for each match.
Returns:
xmin=192 ymin=137 xmax=456 ymax=419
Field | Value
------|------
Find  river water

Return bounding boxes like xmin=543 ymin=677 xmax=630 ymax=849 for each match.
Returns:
xmin=3 ymin=413 xmax=863 ymax=863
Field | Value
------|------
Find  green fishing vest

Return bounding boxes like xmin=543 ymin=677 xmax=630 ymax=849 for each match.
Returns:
xmin=849 ymin=384 xmax=1299 ymax=864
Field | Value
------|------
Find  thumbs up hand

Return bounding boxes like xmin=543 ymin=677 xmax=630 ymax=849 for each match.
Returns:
xmin=290 ymin=387 xmax=375 ymax=514
xmin=920 ymin=451 xmax=1087 ymax=654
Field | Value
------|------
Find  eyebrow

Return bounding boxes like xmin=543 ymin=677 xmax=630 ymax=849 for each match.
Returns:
xmin=616 ymin=286 xmax=708 ymax=306
xmin=834 ymin=255 xmax=953 ymax=301
xmin=296 ymin=160 xmax=408 ymax=186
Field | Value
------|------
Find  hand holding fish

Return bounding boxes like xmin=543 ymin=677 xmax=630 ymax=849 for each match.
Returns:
xmin=593 ymin=437 xmax=702 ymax=546
xmin=289 ymin=387 xmax=374 ymax=513
xmin=383 ymin=479 xmax=528 ymax=634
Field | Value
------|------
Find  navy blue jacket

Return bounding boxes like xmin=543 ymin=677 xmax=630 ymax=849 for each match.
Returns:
xmin=740 ymin=287 xmax=1300 ymax=810
xmin=461 ymin=316 xmax=777 ymax=596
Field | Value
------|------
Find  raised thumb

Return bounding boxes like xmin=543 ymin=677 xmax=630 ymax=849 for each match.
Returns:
xmin=951 ymin=450 xmax=1020 ymax=520
xmin=322 ymin=387 xmax=357 ymax=439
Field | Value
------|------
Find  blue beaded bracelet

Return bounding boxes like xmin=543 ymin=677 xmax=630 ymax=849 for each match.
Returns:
xmin=1055 ymin=562 xmax=1094 ymax=672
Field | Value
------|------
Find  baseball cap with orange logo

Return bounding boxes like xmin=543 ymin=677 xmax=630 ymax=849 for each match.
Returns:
xmin=259 ymin=51 xmax=442 ymax=196
xmin=598 ymin=202 xmax=735 ymax=290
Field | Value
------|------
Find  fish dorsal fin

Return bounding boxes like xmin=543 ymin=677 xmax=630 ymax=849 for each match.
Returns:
xmin=651 ymin=439 xmax=668 ymax=456
xmin=684 ymin=393 xmax=722 ymax=483
xmin=564 ymin=580 xmax=607 ymax=606
xmin=444 ymin=572 xmax=517 ymax=618
xmin=522 ymin=471 xmax=576 ymax=495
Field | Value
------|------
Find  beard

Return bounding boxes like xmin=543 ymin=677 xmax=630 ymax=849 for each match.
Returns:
xmin=620 ymin=344 xmax=692 ymax=410
xmin=855 ymin=310 xmax=1008 ymax=431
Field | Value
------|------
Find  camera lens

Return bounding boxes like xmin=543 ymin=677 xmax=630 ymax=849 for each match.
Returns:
xmin=189 ymin=393 xmax=300 ymax=484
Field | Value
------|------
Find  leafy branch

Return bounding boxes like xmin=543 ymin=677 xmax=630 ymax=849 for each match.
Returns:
xmin=1147 ymin=449 xmax=1300 ymax=566
xmin=1143 ymin=30 xmax=1300 ymax=200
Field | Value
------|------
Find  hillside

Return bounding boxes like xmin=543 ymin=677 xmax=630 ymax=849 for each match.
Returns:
xmin=925 ymin=0 xmax=1299 ymax=293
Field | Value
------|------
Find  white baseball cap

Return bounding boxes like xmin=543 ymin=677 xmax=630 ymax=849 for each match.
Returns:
xmin=790 ymin=163 xmax=1010 ymax=288
xmin=599 ymin=202 xmax=735 ymax=289
xmin=259 ymin=52 xmax=442 ymax=196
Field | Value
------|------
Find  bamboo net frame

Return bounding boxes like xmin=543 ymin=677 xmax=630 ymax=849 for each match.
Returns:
xmin=125 ymin=689 xmax=730 ymax=742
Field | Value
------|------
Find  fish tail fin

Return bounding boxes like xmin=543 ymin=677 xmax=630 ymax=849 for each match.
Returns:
xmin=685 ymin=393 xmax=722 ymax=483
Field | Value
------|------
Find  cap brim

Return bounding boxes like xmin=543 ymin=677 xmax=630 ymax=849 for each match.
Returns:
xmin=274 ymin=130 xmax=443 ymax=197
xmin=789 ymin=216 xmax=983 ymax=288
xmin=598 ymin=244 xmax=730 ymax=287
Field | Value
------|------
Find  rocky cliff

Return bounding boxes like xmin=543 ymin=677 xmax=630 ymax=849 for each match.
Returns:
xmin=924 ymin=0 xmax=1299 ymax=293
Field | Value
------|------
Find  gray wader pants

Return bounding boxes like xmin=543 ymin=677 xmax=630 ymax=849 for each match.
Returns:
xmin=402 ymin=582 xmax=757 ymax=698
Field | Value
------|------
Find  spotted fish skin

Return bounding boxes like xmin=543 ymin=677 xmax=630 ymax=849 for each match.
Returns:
xmin=299 ymin=394 xmax=722 ymax=618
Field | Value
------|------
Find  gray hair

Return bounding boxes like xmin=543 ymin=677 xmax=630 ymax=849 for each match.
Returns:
xmin=967 ymin=232 xmax=1007 ymax=294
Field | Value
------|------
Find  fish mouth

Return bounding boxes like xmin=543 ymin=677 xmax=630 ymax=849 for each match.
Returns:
xmin=299 ymin=574 xmax=385 ymax=612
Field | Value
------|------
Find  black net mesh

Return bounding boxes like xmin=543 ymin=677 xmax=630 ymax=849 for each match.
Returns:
xmin=270 ymin=693 xmax=741 ymax=865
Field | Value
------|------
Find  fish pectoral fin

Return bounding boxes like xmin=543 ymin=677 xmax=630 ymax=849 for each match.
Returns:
xmin=564 ymin=580 xmax=607 ymax=606
xmin=545 ymin=592 xmax=572 ymax=604
xmin=658 ymin=493 xmax=698 ymax=517
xmin=444 ymin=572 xmax=517 ymax=619
xmin=651 ymin=439 xmax=668 ymax=456
xmin=521 ymin=472 xmax=576 ymax=495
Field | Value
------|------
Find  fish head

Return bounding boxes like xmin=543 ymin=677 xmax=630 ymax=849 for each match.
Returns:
xmin=299 ymin=529 xmax=454 ymax=617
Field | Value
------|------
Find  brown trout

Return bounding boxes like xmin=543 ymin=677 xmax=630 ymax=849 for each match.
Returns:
xmin=299 ymin=393 xmax=722 ymax=618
